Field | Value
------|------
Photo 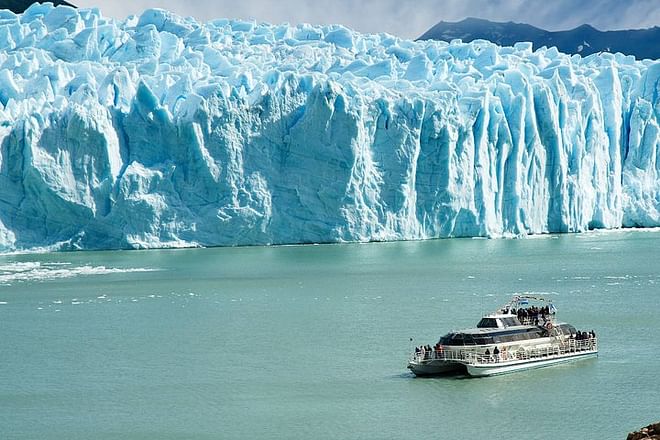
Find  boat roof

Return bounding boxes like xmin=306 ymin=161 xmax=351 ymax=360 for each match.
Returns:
xmin=451 ymin=320 xmax=571 ymax=336
xmin=503 ymin=294 xmax=556 ymax=310
xmin=435 ymin=295 xmax=579 ymax=342
xmin=484 ymin=313 xmax=516 ymax=318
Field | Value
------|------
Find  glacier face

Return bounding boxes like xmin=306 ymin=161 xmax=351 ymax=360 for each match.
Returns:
xmin=0 ymin=4 xmax=659 ymax=251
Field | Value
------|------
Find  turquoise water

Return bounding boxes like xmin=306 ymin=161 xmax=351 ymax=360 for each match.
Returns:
xmin=1 ymin=231 xmax=659 ymax=439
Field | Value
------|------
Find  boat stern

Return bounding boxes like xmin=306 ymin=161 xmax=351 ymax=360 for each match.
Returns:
xmin=407 ymin=358 xmax=466 ymax=376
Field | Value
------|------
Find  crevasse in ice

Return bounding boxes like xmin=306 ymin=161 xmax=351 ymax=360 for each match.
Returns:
xmin=0 ymin=4 xmax=658 ymax=251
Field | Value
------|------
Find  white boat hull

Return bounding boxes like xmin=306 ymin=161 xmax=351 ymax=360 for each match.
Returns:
xmin=465 ymin=350 xmax=597 ymax=377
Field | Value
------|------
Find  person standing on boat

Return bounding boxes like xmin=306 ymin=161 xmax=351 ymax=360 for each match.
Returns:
xmin=493 ymin=346 xmax=500 ymax=362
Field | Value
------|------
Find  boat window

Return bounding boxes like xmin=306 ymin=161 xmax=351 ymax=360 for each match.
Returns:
xmin=472 ymin=336 xmax=494 ymax=345
xmin=439 ymin=334 xmax=453 ymax=345
xmin=438 ymin=333 xmax=471 ymax=346
xmin=502 ymin=317 xmax=521 ymax=326
xmin=528 ymin=330 xmax=541 ymax=338
xmin=553 ymin=324 xmax=576 ymax=336
xmin=477 ymin=318 xmax=498 ymax=328
xmin=463 ymin=334 xmax=477 ymax=345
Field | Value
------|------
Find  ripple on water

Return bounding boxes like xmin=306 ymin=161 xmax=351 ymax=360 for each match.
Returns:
xmin=0 ymin=262 xmax=159 ymax=285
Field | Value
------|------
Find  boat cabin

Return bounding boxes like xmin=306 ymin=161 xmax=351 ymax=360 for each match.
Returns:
xmin=437 ymin=316 xmax=578 ymax=347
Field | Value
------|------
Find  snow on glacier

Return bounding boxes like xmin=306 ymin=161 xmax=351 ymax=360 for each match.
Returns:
xmin=0 ymin=4 xmax=659 ymax=251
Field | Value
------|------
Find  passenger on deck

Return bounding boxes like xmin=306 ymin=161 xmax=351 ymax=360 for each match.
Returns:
xmin=493 ymin=346 xmax=500 ymax=362
xmin=484 ymin=348 xmax=490 ymax=362
xmin=589 ymin=331 xmax=596 ymax=348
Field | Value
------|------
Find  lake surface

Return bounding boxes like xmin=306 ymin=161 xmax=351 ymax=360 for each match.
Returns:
xmin=1 ymin=231 xmax=659 ymax=439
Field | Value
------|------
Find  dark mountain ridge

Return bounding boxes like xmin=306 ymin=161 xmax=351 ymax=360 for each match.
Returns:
xmin=419 ymin=17 xmax=660 ymax=60
xmin=0 ymin=1 xmax=75 ymax=14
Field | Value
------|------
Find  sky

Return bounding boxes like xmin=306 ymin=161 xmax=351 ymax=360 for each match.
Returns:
xmin=73 ymin=0 xmax=660 ymax=40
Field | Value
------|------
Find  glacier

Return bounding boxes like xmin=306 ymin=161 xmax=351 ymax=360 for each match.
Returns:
xmin=0 ymin=3 xmax=659 ymax=251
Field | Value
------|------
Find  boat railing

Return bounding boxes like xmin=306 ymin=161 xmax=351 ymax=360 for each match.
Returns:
xmin=410 ymin=338 xmax=597 ymax=365
xmin=518 ymin=315 xmax=556 ymax=326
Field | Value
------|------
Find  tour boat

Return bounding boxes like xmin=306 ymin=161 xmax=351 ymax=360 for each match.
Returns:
xmin=407 ymin=295 xmax=598 ymax=377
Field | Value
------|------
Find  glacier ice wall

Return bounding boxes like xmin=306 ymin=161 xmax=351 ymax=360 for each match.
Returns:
xmin=0 ymin=4 xmax=659 ymax=251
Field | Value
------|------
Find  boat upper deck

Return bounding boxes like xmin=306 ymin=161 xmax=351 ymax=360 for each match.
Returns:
xmin=411 ymin=337 xmax=598 ymax=367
